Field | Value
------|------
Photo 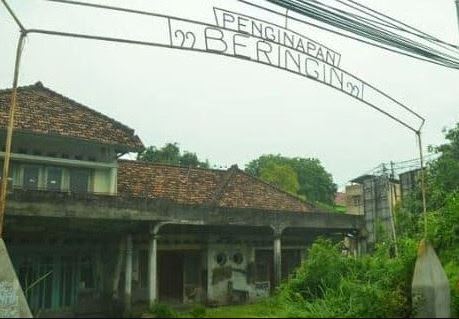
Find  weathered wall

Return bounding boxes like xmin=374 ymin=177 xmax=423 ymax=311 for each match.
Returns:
xmin=206 ymin=241 xmax=256 ymax=305
xmin=345 ymin=184 xmax=364 ymax=215
xmin=0 ymin=239 xmax=32 ymax=318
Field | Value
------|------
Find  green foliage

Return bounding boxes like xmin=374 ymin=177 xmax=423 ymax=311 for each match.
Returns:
xmin=395 ymin=122 xmax=459 ymax=317
xmin=200 ymin=299 xmax=280 ymax=318
xmin=427 ymin=123 xmax=459 ymax=207
xmin=425 ymin=192 xmax=459 ymax=252
xmin=150 ymin=303 xmax=177 ymax=318
xmin=138 ymin=142 xmax=209 ymax=168
xmin=444 ymin=261 xmax=459 ymax=317
xmin=278 ymin=238 xmax=417 ymax=318
xmin=260 ymin=162 xmax=300 ymax=194
xmin=190 ymin=305 xmax=207 ymax=318
xmin=314 ymin=202 xmax=346 ymax=214
xmin=245 ymin=154 xmax=337 ymax=204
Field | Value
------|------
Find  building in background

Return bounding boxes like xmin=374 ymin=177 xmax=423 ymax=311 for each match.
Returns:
xmin=345 ymin=174 xmax=401 ymax=249
xmin=399 ymin=168 xmax=422 ymax=202
xmin=345 ymin=183 xmax=364 ymax=215
xmin=0 ymin=83 xmax=363 ymax=317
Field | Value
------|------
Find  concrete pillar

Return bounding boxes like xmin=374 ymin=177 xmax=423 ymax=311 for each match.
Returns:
xmin=273 ymin=231 xmax=282 ymax=289
xmin=357 ymin=237 xmax=367 ymax=256
xmin=412 ymin=240 xmax=450 ymax=318
xmin=112 ymin=239 xmax=124 ymax=299
xmin=124 ymin=234 xmax=133 ymax=314
xmin=148 ymin=232 xmax=158 ymax=308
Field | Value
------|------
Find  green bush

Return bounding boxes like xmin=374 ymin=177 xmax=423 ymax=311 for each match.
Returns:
xmin=278 ymin=238 xmax=417 ymax=318
xmin=444 ymin=258 xmax=459 ymax=316
xmin=149 ymin=303 xmax=177 ymax=318
xmin=190 ymin=305 xmax=207 ymax=318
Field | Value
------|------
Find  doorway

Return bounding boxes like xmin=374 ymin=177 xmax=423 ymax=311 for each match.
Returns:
xmin=158 ymin=251 xmax=184 ymax=303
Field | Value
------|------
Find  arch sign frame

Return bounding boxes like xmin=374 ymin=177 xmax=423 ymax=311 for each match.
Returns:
xmin=0 ymin=0 xmax=428 ymax=237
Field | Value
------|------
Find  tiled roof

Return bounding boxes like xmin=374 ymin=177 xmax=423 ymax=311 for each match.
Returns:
xmin=117 ymin=160 xmax=323 ymax=213
xmin=0 ymin=82 xmax=144 ymax=152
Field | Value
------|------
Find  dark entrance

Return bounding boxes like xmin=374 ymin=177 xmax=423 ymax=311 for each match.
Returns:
xmin=255 ymin=250 xmax=274 ymax=292
xmin=255 ymin=249 xmax=302 ymax=290
xmin=158 ymin=251 xmax=184 ymax=302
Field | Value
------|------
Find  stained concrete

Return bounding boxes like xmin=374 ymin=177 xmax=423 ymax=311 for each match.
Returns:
xmin=0 ymin=238 xmax=32 ymax=318
xmin=412 ymin=240 xmax=450 ymax=318
xmin=6 ymin=189 xmax=364 ymax=232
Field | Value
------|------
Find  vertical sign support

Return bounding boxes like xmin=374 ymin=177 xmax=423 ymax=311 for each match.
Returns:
xmin=455 ymin=0 xmax=459 ymax=40
xmin=0 ymin=31 xmax=26 ymax=238
xmin=416 ymin=130 xmax=427 ymax=237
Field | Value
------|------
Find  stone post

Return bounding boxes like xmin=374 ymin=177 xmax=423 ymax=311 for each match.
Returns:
xmin=273 ymin=228 xmax=282 ymax=290
xmin=112 ymin=239 xmax=124 ymax=299
xmin=124 ymin=234 xmax=133 ymax=315
xmin=148 ymin=231 xmax=158 ymax=308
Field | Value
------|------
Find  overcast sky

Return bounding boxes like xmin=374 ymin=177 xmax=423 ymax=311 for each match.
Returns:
xmin=1 ymin=0 xmax=458 ymax=190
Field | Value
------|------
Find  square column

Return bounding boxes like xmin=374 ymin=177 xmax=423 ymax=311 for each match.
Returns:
xmin=148 ymin=233 xmax=158 ymax=307
xmin=124 ymin=234 xmax=133 ymax=314
xmin=273 ymin=233 xmax=282 ymax=289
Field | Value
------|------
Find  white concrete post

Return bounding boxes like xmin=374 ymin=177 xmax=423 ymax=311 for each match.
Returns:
xmin=148 ymin=232 xmax=158 ymax=308
xmin=124 ymin=234 xmax=133 ymax=314
xmin=112 ymin=239 xmax=124 ymax=299
xmin=148 ymin=222 xmax=169 ymax=307
xmin=273 ymin=230 xmax=282 ymax=290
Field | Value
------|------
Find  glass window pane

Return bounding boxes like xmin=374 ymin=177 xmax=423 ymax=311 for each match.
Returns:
xmin=46 ymin=167 xmax=62 ymax=191
xmin=69 ymin=169 xmax=90 ymax=193
xmin=23 ymin=165 xmax=40 ymax=190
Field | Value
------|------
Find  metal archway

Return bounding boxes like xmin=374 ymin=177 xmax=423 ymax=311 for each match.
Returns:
xmin=0 ymin=0 xmax=428 ymax=237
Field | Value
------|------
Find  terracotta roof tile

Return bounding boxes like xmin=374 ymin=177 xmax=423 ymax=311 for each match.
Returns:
xmin=117 ymin=160 xmax=321 ymax=213
xmin=0 ymin=82 xmax=144 ymax=151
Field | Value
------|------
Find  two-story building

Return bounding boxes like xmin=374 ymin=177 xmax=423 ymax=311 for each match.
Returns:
xmin=0 ymin=82 xmax=363 ymax=317
xmin=345 ymin=174 xmax=401 ymax=250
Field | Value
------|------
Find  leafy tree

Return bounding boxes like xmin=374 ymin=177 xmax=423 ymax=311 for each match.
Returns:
xmin=180 ymin=151 xmax=209 ymax=168
xmin=427 ymin=123 xmax=459 ymax=208
xmin=259 ymin=162 xmax=300 ymax=194
xmin=138 ymin=142 xmax=209 ymax=168
xmin=290 ymin=157 xmax=337 ymax=204
xmin=246 ymin=154 xmax=337 ymax=204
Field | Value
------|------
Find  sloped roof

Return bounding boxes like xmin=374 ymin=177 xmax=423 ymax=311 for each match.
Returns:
xmin=117 ymin=160 xmax=324 ymax=213
xmin=0 ymin=82 xmax=144 ymax=152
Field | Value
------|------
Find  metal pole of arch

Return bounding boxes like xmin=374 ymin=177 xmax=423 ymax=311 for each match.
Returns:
xmin=0 ymin=1 xmax=451 ymax=315
xmin=412 ymin=132 xmax=451 ymax=317
xmin=0 ymin=31 xmax=26 ymax=238
xmin=455 ymin=1 xmax=459 ymax=40
xmin=416 ymin=131 xmax=428 ymax=237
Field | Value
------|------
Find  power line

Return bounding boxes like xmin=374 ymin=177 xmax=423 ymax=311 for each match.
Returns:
xmin=246 ymin=0 xmax=459 ymax=69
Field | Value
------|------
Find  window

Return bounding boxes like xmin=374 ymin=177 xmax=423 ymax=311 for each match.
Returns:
xmin=352 ymin=196 xmax=361 ymax=206
xmin=69 ymin=168 xmax=90 ymax=193
xmin=232 ymin=252 xmax=244 ymax=265
xmin=46 ymin=167 xmax=62 ymax=191
xmin=23 ymin=165 xmax=40 ymax=190
xmin=215 ymin=253 xmax=227 ymax=266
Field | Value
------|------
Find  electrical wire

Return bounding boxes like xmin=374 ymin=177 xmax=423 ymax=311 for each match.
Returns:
xmin=238 ymin=0 xmax=459 ymax=69
xmin=245 ymin=0 xmax=459 ymax=69
xmin=265 ymin=0 xmax=459 ymax=67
